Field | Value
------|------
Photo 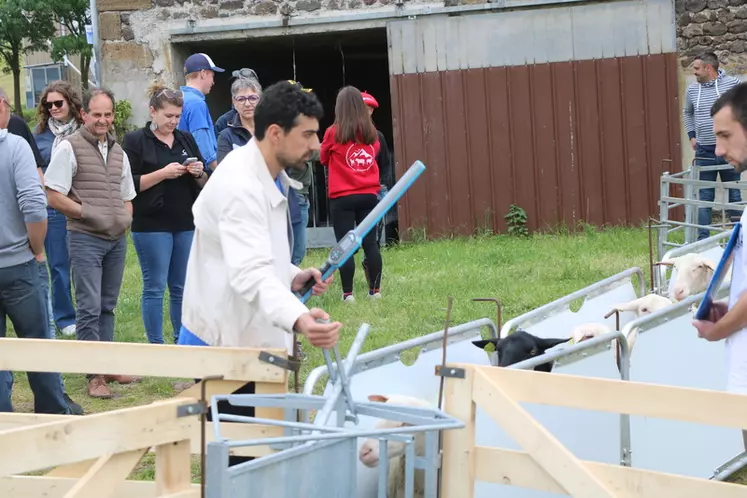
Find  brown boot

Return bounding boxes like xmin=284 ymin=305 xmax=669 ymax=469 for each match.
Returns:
xmin=87 ymin=375 xmax=112 ymax=399
xmin=104 ymin=374 xmax=142 ymax=385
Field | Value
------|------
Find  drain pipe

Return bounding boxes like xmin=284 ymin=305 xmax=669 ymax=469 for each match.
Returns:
xmin=88 ymin=0 xmax=102 ymax=86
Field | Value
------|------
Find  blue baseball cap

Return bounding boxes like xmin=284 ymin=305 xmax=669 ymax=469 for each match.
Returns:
xmin=184 ymin=53 xmax=225 ymax=75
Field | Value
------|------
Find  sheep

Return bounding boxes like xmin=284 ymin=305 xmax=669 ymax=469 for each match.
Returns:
xmin=608 ymin=293 xmax=673 ymax=317
xmin=657 ymin=253 xmax=717 ymax=301
xmin=471 ymin=330 xmax=571 ymax=372
xmin=604 ymin=294 xmax=673 ymax=372
xmin=570 ymin=322 xmax=610 ymax=344
xmin=568 ymin=322 xmax=632 ymax=374
xmin=359 ymin=394 xmax=434 ymax=498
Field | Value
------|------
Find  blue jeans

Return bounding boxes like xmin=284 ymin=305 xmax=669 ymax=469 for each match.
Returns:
xmin=291 ymin=196 xmax=310 ymax=266
xmin=696 ymin=145 xmax=742 ymax=240
xmin=131 ymin=231 xmax=194 ymax=344
xmin=44 ymin=208 xmax=76 ymax=330
xmin=0 ymin=259 xmax=69 ymax=414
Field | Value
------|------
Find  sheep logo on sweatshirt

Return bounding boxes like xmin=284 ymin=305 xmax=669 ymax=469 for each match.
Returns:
xmin=345 ymin=145 xmax=375 ymax=172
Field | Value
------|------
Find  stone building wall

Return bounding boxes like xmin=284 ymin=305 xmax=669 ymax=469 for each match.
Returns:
xmin=676 ymin=0 xmax=747 ymax=70
xmin=97 ymin=0 xmax=436 ymax=125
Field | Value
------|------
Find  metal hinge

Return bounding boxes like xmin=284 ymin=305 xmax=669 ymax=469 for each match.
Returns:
xmin=434 ymin=365 xmax=465 ymax=379
xmin=259 ymin=351 xmax=301 ymax=372
xmin=177 ymin=402 xmax=207 ymax=418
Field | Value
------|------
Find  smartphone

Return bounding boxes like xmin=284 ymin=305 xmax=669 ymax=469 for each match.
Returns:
xmin=182 ymin=157 xmax=198 ymax=166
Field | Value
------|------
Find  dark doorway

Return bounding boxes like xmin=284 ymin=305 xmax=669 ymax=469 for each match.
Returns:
xmin=181 ymin=28 xmax=397 ymax=244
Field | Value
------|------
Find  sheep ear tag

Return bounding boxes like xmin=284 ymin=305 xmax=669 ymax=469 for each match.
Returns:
xmin=482 ymin=342 xmax=496 ymax=354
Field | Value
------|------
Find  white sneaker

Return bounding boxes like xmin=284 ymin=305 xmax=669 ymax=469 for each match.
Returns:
xmin=61 ymin=324 xmax=76 ymax=337
xmin=368 ymin=292 xmax=382 ymax=300
xmin=342 ymin=294 xmax=355 ymax=303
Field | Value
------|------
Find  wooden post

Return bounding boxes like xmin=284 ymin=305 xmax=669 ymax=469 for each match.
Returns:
xmin=440 ymin=364 xmax=475 ymax=498
xmin=155 ymin=440 xmax=192 ymax=496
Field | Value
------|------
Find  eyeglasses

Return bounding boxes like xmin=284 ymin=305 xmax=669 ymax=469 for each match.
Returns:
xmin=45 ymin=100 xmax=64 ymax=110
xmin=234 ymin=94 xmax=260 ymax=105
xmin=287 ymin=80 xmax=313 ymax=93
xmin=0 ymin=99 xmax=13 ymax=113
xmin=232 ymin=68 xmax=259 ymax=81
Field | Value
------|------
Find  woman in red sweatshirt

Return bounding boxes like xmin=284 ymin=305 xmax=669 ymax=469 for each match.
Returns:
xmin=320 ymin=86 xmax=383 ymax=302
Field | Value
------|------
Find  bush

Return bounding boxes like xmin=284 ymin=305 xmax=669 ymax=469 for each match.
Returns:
xmin=113 ymin=99 xmax=137 ymax=142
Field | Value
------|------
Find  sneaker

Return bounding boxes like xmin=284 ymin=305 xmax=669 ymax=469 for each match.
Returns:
xmin=368 ymin=292 xmax=382 ymax=300
xmin=64 ymin=393 xmax=84 ymax=415
xmin=343 ymin=294 xmax=355 ymax=303
xmin=60 ymin=324 xmax=76 ymax=337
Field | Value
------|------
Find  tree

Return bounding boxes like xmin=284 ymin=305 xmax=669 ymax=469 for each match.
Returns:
xmin=47 ymin=0 xmax=93 ymax=91
xmin=0 ymin=0 xmax=55 ymax=114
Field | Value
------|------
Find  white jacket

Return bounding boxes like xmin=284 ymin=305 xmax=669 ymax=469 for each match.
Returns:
xmin=181 ymin=139 xmax=309 ymax=353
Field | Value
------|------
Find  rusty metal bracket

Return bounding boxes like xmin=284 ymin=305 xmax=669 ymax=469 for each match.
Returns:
xmin=603 ymin=308 xmax=621 ymax=331
xmin=435 ymin=365 xmax=466 ymax=379
xmin=472 ymin=297 xmax=503 ymax=330
xmin=259 ymin=351 xmax=301 ymax=372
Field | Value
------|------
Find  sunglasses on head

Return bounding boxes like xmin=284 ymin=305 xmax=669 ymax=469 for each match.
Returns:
xmin=45 ymin=100 xmax=64 ymax=110
xmin=157 ymin=88 xmax=183 ymax=99
xmin=232 ymin=68 xmax=259 ymax=80
xmin=287 ymin=80 xmax=313 ymax=93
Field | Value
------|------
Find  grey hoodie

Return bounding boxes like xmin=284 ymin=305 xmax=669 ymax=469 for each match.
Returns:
xmin=0 ymin=129 xmax=48 ymax=268
xmin=683 ymin=69 xmax=742 ymax=147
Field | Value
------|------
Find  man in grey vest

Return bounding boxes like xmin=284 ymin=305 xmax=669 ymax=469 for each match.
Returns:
xmin=44 ymin=87 xmax=139 ymax=399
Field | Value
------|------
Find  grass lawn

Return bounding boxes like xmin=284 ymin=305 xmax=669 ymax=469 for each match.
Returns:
xmin=6 ymin=225 xmax=747 ymax=485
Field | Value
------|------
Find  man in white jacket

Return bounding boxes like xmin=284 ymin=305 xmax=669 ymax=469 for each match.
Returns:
xmin=179 ymin=80 xmax=341 ymax=352
xmin=692 ymin=81 xmax=747 ymax=450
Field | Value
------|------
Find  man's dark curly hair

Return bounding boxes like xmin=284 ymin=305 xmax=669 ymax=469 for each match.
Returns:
xmin=253 ymin=80 xmax=324 ymax=140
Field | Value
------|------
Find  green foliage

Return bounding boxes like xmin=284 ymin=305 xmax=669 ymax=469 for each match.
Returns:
xmin=47 ymin=0 xmax=92 ymax=89
xmin=113 ymin=99 xmax=136 ymax=142
xmin=504 ymin=204 xmax=529 ymax=238
xmin=0 ymin=0 xmax=56 ymax=111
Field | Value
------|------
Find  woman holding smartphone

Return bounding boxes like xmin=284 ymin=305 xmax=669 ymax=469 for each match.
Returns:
xmin=122 ymin=83 xmax=207 ymax=344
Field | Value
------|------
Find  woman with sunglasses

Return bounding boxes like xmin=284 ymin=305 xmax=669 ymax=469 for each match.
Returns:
xmin=33 ymin=81 xmax=83 ymax=339
xmin=121 ymin=83 xmax=207 ymax=345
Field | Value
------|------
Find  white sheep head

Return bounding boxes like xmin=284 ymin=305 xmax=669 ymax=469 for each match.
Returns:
xmin=569 ymin=323 xmax=630 ymax=375
xmin=359 ymin=394 xmax=432 ymax=468
xmin=570 ymin=323 xmax=610 ymax=344
xmin=609 ymin=294 xmax=673 ymax=317
xmin=657 ymin=253 xmax=716 ymax=301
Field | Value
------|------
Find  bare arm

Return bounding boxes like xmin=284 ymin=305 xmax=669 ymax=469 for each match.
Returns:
xmin=124 ymin=201 xmax=132 ymax=216
xmin=710 ymin=292 xmax=747 ymax=341
xmin=138 ymin=169 xmax=167 ymax=191
xmin=47 ymin=189 xmax=82 ymax=219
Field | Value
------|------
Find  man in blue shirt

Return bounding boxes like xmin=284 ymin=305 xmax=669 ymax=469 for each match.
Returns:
xmin=178 ymin=53 xmax=224 ymax=172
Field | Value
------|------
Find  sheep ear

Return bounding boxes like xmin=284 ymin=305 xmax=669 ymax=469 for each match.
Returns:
xmin=611 ymin=300 xmax=638 ymax=313
xmin=701 ymin=259 xmax=717 ymax=272
xmin=536 ymin=337 xmax=571 ymax=351
xmin=472 ymin=339 xmax=498 ymax=350
xmin=368 ymin=394 xmax=389 ymax=403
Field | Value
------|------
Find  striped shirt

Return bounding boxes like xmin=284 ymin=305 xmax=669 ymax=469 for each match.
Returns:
xmin=683 ymin=70 xmax=742 ymax=146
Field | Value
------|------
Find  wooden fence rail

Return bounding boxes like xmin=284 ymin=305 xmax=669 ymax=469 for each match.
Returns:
xmin=0 ymin=337 xmax=292 ymax=491
xmin=441 ymin=364 xmax=747 ymax=497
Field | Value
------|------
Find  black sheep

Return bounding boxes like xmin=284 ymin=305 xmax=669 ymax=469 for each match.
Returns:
xmin=472 ymin=330 xmax=571 ymax=372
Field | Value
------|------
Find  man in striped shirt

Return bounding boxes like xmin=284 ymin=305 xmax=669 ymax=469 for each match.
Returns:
xmin=683 ymin=52 xmax=742 ymax=240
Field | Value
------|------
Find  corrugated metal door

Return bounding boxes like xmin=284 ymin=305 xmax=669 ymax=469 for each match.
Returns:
xmin=387 ymin=0 xmax=681 ymax=237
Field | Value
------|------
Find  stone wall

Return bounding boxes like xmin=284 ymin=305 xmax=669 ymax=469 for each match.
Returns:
xmin=96 ymin=0 xmax=435 ymax=125
xmin=676 ymin=0 xmax=747 ymax=70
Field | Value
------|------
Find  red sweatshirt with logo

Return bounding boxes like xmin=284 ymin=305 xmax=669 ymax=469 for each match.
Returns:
xmin=320 ymin=124 xmax=381 ymax=199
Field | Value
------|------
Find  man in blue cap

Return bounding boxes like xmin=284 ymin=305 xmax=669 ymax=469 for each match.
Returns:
xmin=178 ymin=53 xmax=224 ymax=173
